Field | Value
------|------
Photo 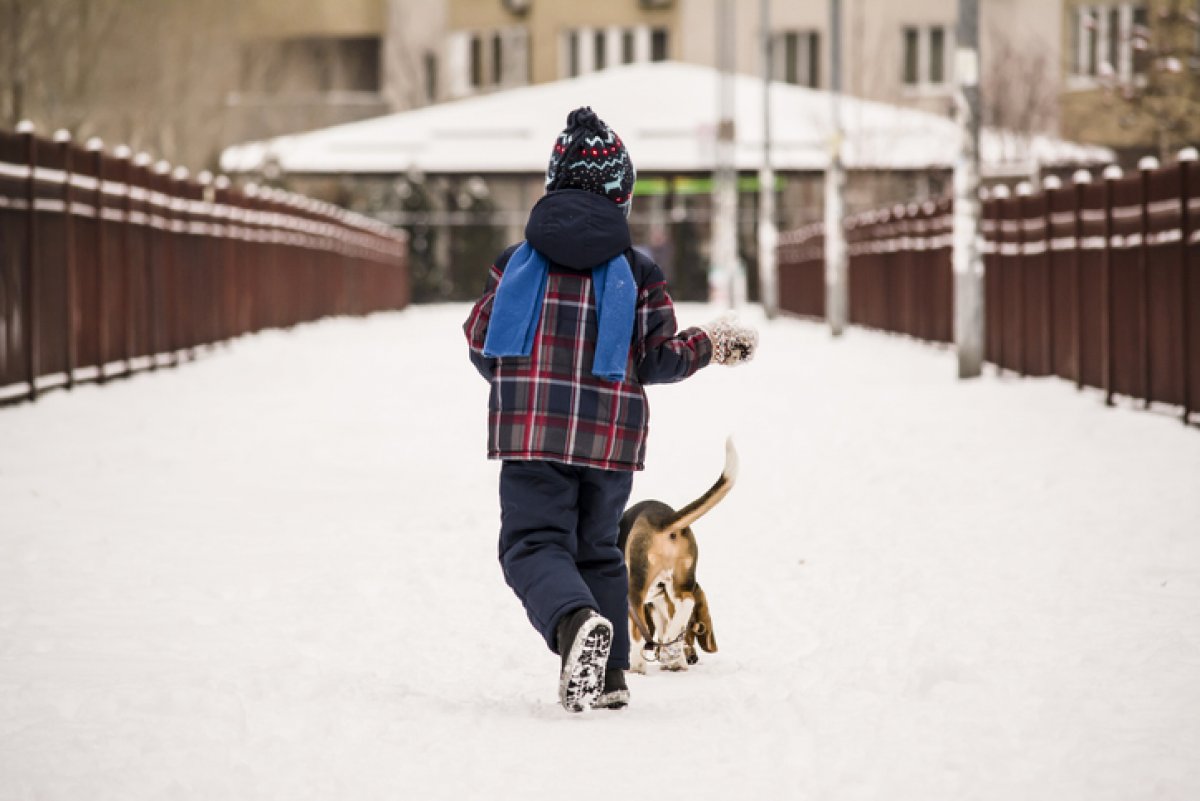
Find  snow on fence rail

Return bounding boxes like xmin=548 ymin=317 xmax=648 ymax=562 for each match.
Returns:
xmin=0 ymin=124 xmax=409 ymax=405
xmin=777 ymin=155 xmax=1200 ymax=422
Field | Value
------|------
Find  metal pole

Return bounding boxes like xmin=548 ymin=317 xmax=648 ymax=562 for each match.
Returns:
xmin=953 ymin=0 xmax=984 ymax=377
xmin=825 ymin=0 xmax=848 ymax=336
xmin=710 ymin=0 xmax=739 ymax=308
xmin=758 ymin=0 xmax=779 ymax=319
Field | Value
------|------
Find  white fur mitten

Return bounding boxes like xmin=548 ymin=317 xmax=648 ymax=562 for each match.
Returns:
xmin=700 ymin=317 xmax=759 ymax=366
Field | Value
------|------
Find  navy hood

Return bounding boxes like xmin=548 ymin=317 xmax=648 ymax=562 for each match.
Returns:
xmin=524 ymin=189 xmax=632 ymax=271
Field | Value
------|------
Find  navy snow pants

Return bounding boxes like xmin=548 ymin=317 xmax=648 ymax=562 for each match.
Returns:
xmin=498 ymin=460 xmax=633 ymax=670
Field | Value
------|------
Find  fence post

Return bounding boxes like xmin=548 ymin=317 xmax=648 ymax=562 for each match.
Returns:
xmin=172 ymin=167 xmax=193 ymax=360
xmin=1072 ymin=169 xmax=1091 ymax=391
xmin=1138 ymin=156 xmax=1159 ymax=408
xmin=55 ymin=129 xmax=77 ymax=391
xmin=992 ymin=184 xmax=1011 ymax=372
xmin=1182 ymin=147 xmax=1196 ymax=424
xmin=154 ymin=160 xmax=174 ymax=366
xmin=1017 ymin=181 xmax=1033 ymax=376
xmin=115 ymin=145 xmax=133 ymax=375
xmin=133 ymin=153 xmax=154 ymax=370
xmin=88 ymin=138 xmax=107 ymax=384
xmin=17 ymin=121 xmax=38 ymax=401
xmin=214 ymin=175 xmax=233 ymax=346
xmin=1103 ymin=165 xmax=1123 ymax=407
xmin=198 ymin=171 xmax=216 ymax=350
xmin=1043 ymin=175 xmax=1060 ymax=375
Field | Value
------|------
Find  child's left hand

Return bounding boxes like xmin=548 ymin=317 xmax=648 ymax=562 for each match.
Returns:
xmin=701 ymin=317 xmax=759 ymax=366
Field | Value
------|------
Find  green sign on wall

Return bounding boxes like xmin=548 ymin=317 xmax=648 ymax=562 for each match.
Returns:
xmin=633 ymin=175 xmax=786 ymax=197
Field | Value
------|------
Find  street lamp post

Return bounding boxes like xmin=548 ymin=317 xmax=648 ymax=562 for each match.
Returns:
xmin=758 ymin=0 xmax=779 ymax=319
xmin=825 ymin=0 xmax=848 ymax=336
xmin=711 ymin=0 xmax=740 ymax=308
xmin=953 ymin=0 xmax=985 ymax=378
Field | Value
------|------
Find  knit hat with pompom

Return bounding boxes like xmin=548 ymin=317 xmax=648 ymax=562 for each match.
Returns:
xmin=545 ymin=106 xmax=636 ymax=216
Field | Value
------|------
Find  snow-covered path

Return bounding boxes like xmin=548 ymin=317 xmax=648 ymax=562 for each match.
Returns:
xmin=1 ymin=304 xmax=1198 ymax=801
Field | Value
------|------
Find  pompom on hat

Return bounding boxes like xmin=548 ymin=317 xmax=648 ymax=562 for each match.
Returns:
xmin=545 ymin=106 xmax=636 ymax=216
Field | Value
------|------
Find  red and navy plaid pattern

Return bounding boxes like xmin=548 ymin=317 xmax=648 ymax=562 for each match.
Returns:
xmin=465 ymin=245 xmax=711 ymax=471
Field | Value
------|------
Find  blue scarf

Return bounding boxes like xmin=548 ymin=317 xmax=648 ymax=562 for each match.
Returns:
xmin=483 ymin=242 xmax=636 ymax=382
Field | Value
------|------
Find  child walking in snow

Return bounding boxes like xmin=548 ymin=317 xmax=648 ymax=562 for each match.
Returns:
xmin=463 ymin=107 xmax=757 ymax=712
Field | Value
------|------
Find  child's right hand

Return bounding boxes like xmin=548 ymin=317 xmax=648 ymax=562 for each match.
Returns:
xmin=700 ymin=317 xmax=758 ymax=366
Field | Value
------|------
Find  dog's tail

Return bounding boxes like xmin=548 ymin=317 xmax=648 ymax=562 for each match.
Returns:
xmin=665 ymin=437 xmax=739 ymax=534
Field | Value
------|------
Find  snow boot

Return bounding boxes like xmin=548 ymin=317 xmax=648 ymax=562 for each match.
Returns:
xmin=556 ymin=607 xmax=613 ymax=712
xmin=593 ymin=668 xmax=629 ymax=710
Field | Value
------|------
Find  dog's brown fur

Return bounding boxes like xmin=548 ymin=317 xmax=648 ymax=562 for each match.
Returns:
xmin=618 ymin=439 xmax=737 ymax=672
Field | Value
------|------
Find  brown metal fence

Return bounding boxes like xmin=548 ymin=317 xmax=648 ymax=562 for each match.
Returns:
xmin=0 ymin=126 xmax=409 ymax=405
xmin=843 ymin=199 xmax=955 ymax=343
xmin=777 ymin=221 xmax=824 ymax=319
xmin=777 ymin=158 xmax=1199 ymax=422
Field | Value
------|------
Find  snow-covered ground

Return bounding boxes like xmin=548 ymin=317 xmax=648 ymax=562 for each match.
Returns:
xmin=1 ymin=303 xmax=1198 ymax=801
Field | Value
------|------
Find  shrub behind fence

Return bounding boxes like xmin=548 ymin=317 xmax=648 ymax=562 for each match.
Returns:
xmin=0 ymin=127 xmax=409 ymax=405
xmin=777 ymin=158 xmax=1199 ymax=421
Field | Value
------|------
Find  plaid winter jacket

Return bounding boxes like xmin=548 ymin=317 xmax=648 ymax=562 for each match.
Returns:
xmin=463 ymin=189 xmax=711 ymax=471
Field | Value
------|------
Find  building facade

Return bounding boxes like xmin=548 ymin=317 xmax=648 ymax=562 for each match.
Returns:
xmin=5 ymin=0 xmax=1076 ymax=171
xmin=429 ymin=0 xmax=1063 ymax=136
xmin=1059 ymin=0 xmax=1200 ymax=160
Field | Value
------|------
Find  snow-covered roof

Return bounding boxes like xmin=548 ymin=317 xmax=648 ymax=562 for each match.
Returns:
xmin=220 ymin=61 xmax=1113 ymax=177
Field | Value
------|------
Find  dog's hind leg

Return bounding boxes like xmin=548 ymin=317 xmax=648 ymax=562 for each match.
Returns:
xmin=628 ymin=606 xmax=651 ymax=674
xmin=657 ymin=584 xmax=695 ymax=671
xmin=691 ymin=584 xmax=718 ymax=654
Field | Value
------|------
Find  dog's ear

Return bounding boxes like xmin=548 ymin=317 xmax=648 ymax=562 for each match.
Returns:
xmin=691 ymin=584 xmax=718 ymax=653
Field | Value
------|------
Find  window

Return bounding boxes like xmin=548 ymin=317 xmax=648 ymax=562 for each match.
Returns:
xmin=903 ymin=28 xmax=920 ymax=85
xmin=506 ymin=27 xmax=530 ymax=85
xmin=424 ymin=51 xmax=438 ymax=101
xmin=1070 ymin=3 xmax=1148 ymax=83
xmin=568 ymin=30 xmax=580 ymax=77
xmin=470 ymin=34 xmax=483 ymax=87
xmin=595 ymin=29 xmax=606 ymax=70
xmin=650 ymin=27 xmax=669 ymax=61
xmin=1107 ymin=7 xmax=1121 ymax=74
xmin=1132 ymin=6 xmax=1150 ymax=75
xmin=1075 ymin=10 xmax=1084 ymax=74
xmin=929 ymin=27 xmax=945 ymax=83
xmin=807 ymin=32 xmax=821 ymax=88
xmin=783 ymin=32 xmax=799 ymax=83
xmin=1087 ymin=9 xmax=1099 ymax=75
xmin=565 ymin=25 xmax=661 ymax=75
xmin=240 ymin=36 xmax=382 ymax=94
xmin=452 ymin=27 xmax=529 ymax=93
xmin=493 ymin=32 xmax=503 ymax=85
xmin=901 ymin=26 xmax=949 ymax=87
xmin=336 ymin=38 xmax=382 ymax=92
xmin=772 ymin=30 xmax=820 ymax=88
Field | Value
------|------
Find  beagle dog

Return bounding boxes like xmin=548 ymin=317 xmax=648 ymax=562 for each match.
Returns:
xmin=618 ymin=438 xmax=737 ymax=673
